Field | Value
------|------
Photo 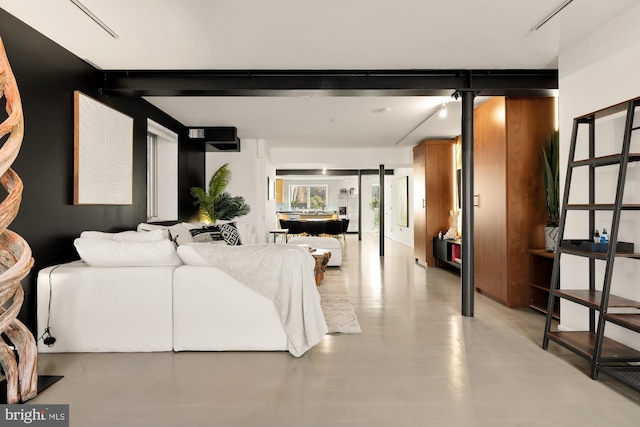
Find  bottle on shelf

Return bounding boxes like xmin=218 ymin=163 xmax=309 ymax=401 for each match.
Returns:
xmin=593 ymin=229 xmax=600 ymax=243
xmin=601 ymin=228 xmax=608 ymax=243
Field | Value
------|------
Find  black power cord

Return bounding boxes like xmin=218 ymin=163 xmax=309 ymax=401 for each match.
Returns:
xmin=36 ymin=264 xmax=65 ymax=347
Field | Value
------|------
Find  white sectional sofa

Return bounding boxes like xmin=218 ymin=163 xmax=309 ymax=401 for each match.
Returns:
xmin=38 ymin=262 xmax=176 ymax=352
xmin=172 ymin=266 xmax=287 ymax=352
xmin=37 ymin=221 xmax=325 ymax=356
xmin=37 ymin=262 xmax=288 ymax=353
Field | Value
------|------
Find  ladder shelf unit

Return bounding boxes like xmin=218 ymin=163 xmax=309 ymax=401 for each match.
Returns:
xmin=542 ymin=98 xmax=640 ymax=393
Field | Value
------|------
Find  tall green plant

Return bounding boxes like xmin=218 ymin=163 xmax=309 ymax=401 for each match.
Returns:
xmin=190 ymin=163 xmax=251 ymax=222
xmin=542 ymin=130 xmax=560 ymax=227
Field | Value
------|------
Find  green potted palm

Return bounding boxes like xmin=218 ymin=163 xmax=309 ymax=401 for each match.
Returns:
xmin=190 ymin=163 xmax=251 ymax=223
xmin=542 ymin=130 xmax=560 ymax=251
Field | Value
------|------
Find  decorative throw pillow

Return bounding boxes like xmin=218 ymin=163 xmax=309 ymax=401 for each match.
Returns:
xmin=189 ymin=222 xmax=242 ymax=246
xmin=167 ymin=223 xmax=195 ymax=246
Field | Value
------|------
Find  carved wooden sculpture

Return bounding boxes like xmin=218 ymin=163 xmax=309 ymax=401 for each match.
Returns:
xmin=0 ymin=37 xmax=38 ymax=403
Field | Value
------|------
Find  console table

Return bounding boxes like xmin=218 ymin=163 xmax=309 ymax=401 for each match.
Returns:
xmin=433 ymin=238 xmax=461 ymax=270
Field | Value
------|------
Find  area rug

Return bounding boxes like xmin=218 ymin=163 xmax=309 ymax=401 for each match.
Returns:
xmin=317 ymin=270 xmax=361 ymax=333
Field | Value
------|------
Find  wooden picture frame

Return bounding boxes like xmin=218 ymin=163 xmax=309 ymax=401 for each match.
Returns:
xmin=74 ymin=91 xmax=134 ymax=205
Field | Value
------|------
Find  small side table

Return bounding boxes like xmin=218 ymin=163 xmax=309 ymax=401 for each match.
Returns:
xmin=310 ymin=249 xmax=331 ymax=286
xmin=269 ymin=229 xmax=289 ymax=243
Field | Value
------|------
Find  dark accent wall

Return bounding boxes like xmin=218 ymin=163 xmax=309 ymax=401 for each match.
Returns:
xmin=0 ymin=9 xmax=204 ymax=331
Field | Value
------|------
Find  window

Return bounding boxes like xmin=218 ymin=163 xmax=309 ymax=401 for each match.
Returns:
xmin=147 ymin=119 xmax=178 ymax=221
xmin=289 ymin=185 xmax=327 ymax=210
xmin=147 ymin=133 xmax=158 ymax=218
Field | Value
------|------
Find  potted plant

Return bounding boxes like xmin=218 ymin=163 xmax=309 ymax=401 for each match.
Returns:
xmin=542 ymin=130 xmax=560 ymax=251
xmin=370 ymin=195 xmax=380 ymax=231
xmin=190 ymin=163 xmax=251 ymax=223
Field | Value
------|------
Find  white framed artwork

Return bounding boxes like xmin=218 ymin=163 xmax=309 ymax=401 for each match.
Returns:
xmin=74 ymin=91 xmax=134 ymax=205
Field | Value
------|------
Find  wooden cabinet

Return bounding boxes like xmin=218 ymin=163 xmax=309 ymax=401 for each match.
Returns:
xmin=433 ymin=238 xmax=462 ymax=270
xmin=527 ymin=249 xmax=558 ymax=318
xmin=413 ymin=139 xmax=455 ymax=266
xmin=474 ymin=97 xmax=554 ymax=307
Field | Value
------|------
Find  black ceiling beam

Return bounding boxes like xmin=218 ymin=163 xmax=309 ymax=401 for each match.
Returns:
xmin=276 ymin=169 xmax=394 ymax=176
xmin=100 ymin=69 xmax=557 ymax=97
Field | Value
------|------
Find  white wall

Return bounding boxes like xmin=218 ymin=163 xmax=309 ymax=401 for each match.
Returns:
xmin=271 ymin=146 xmax=413 ymax=169
xmin=558 ymin=3 xmax=640 ymax=350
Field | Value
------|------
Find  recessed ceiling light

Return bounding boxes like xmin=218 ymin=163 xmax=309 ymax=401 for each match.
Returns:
xmin=439 ymin=103 xmax=448 ymax=118
xmin=371 ymin=107 xmax=391 ymax=113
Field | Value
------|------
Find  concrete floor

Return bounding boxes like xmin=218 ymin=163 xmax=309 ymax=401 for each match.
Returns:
xmin=31 ymin=234 xmax=640 ymax=426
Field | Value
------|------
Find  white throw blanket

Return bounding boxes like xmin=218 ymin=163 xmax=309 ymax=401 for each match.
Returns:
xmin=177 ymin=243 xmax=328 ymax=357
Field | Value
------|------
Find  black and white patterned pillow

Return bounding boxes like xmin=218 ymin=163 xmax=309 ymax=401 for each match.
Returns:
xmin=189 ymin=222 xmax=242 ymax=246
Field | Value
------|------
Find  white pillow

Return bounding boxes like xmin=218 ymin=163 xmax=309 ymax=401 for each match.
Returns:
xmin=80 ymin=229 xmax=165 ymax=242
xmin=176 ymin=244 xmax=212 ymax=266
xmin=74 ymin=238 xmax=183 ymax=267
xmin=168 ymin=223 xmax=195 ymax=245
xmin=137 ymin=223 xmax=168 ymax=231
xmin=136 ymin=223 xmax=172 ymax=239
xmin=113 ymin=230 xmax=165 ymax=242
xmin=136 ymin=223 xmax=196 ymax=245
xmin=80 ymin=231 xmax=115 ymax=240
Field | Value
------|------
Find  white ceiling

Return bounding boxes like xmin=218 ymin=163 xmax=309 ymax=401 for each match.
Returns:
xmin=147 ymin=95 xmax=467 ymax=148
xmin=2 ymin=0 xmax=639 ymax=150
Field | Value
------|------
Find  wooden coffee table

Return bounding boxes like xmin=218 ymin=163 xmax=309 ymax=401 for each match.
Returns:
xmin=310 ymin=249 xmax=331 ymax=286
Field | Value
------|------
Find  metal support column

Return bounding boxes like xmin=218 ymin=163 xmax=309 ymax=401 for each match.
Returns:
xmin=358 ymin=170 xmax=362 ymax=241
xmin=461 ymin=91 xmax=475 ymax=317
xmin=379 ymin=164 xmax=385 ymax=256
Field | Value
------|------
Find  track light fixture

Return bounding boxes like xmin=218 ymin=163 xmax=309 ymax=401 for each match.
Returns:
xmin=69 ymin=0 xmax=119 ymax=39
xmin=531 ymin=0 xmax=575 ymax=32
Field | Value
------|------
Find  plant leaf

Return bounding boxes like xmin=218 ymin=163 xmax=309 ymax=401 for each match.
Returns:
xmin=208 ymin=163 xmax=231 ymax=199
xmin=541 ymin=130 xmax=560 ymax=226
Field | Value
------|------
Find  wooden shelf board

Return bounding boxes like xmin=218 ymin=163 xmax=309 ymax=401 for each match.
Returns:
xmin=576 ymin=98 xmax=639 ymax=120
xmin=527 ymin=249 xmax=556 ymax=259
xmin=547 ymin=331 xmax=640 ymax=362
xmin=444 ymin=260 xmax=461 ymax=270
xmin=530 ymin=303 xmax=559 ymax=320
xmin=529 ymin=283 xmax=551 ymax=292
xmin=565 ymin=203 xmax=640 ymax=210
xmin=606 ymin=314 xmax=640 ymax=333
xmin=598 ymin=366 xmax=640 ymax=393
xmin=570 ymin=153 xmax=640 ymax=167
xmin=559 ymin=247 xmax=640 ymax=259
xmin=554 ymin=290 xmax=640 ymax=309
